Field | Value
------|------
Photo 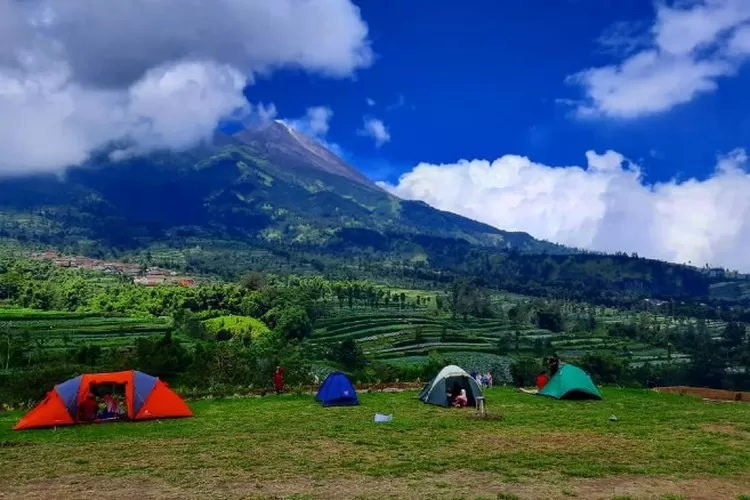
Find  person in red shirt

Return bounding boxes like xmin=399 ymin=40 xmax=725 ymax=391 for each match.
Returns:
xmin=78 ymin=394 xmax=99 ymax=422
xmin=536 ymin=371 xmax=550 ymax=390
xmin=273 ymin=366 xmax=284 ymax=395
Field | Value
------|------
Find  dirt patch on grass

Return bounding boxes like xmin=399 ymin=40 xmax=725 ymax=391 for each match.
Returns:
xmin=448 ymin=431 xmax=643 ymax=456
xmin=0 ymin=475 xmax=187 ymax=500
xmin=656 ymin=386 xmax=750 ymax=403
xmin=702 ymin=424 xmax=750 ymax=439
xmin=3 ymin=471 xmax=747 ymax=499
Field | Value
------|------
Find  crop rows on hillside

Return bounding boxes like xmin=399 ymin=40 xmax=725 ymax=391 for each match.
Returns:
xmin=313 ymin=309 xmax=691 ymax=367
xmin=0 ymin=308 xmax=172 ymax=350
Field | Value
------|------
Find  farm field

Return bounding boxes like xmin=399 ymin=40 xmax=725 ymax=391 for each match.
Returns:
xmin=1 ymin=388 xmax=749 ymax=499
xmin=312 ymin=310 xmax=691 ymax=370
xmin=0 ymin=308 xmax=172 ymax=352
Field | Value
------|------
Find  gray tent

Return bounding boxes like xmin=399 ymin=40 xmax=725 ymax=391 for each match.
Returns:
xmin=418 ymin=364 xmax=483 ymax=407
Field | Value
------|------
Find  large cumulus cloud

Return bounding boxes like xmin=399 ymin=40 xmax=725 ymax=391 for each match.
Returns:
xmin=0 ymin=0 xmax=372 ymax=175
xmin=381 ymin=150 xmax=750 ymax=272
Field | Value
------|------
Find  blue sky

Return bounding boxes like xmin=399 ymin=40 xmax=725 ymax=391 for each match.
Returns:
xmin=249 ymin=0 xmax=750 ymax=185
xmin=2 ymin=0 xmax=750 ymax=270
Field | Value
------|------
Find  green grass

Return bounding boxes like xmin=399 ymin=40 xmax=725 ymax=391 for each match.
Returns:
xmin=1 ymin=388 xmax=749 ymax=499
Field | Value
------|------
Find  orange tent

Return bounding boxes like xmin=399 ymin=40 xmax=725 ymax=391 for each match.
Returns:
xmin=14 ymin=370 xmax=192 ymax=431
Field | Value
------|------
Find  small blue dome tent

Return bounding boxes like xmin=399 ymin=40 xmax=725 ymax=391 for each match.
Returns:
xmin=315 ymin=372 xmax=359 ymax=407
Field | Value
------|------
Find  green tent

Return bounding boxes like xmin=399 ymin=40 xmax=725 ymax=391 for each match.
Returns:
xmin=419 ymin=364 xmax=483 ymax=407
xmin=538 ymin=364 xmax=602 ymax=400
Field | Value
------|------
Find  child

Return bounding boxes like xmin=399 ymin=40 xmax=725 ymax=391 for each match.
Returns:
xmin=453 ymin=389 xmax=468 ymax=408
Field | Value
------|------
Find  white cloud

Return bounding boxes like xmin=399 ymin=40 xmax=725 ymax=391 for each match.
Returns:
xmin=0 ymin=0 xmax=372 ymax=176
xmin=366 ymin=97 xmax=375 ymax=106
xmin=568 ymin=0 xmax=750 ymax=118
xmin=358 ymin=118 xmax=391 ymax=147
xmin=288 ymin=106 xmax=333 ymax=137
xmin=380 ymin=149 xmax=750 ymax=272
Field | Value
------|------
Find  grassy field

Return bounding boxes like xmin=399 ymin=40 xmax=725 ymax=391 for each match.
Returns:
xmin=1 ymin=388 xmax=749 ymax=499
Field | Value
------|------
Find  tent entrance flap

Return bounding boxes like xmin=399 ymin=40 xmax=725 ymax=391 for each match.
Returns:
xmin=419 ymin=364 xmax=484 ymax=407
xmin=445 ymin=377 xmax=478 ymax=406
xmin=87 ymin=382 xmax=128 ymax=422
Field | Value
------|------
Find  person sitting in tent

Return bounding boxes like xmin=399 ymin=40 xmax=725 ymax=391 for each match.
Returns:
xmin=536 ymin=371 xmax=550 ymax=390
xmin=99 ymin=393 xmax=124 ymax=419
xmin=273 ymin=366 xmax=285 ymax=395
xmin=453 ymin=389 xmax=468 ymax=408
xmin=446 ymin=388 xmax=455 ymax=405
xmin=78 ymin=393 xmax=98 ymax=422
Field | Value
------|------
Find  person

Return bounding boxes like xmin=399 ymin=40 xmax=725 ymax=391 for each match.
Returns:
xmin=453 ymin=389 xmax=468 ymax=408
xmin=78 ymin=394 xmax=98 ymax=422
xmin=536 ymin=371 xmax=550 ymax=390
xmin=273 ymin=366 xmax=285 ymax=395
xmin=446 ymin=388 xmax=454 ymax=406
xmin=488 ymin=373 xmax=493 ymax=388
xmin=548 ymin=353 xmax=560 ymax=377
xmin=101 ymin=393 xmax=124 ymax=419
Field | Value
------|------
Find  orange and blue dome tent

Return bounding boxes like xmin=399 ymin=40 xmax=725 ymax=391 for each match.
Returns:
xmin=13 ymin=370 xmax=193 ymax=431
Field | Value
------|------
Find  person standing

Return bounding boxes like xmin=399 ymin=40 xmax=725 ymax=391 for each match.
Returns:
xmin=548 ymin=353 xmax=560 ymax=377
xmin=273 ymin=366 xmax=285 ymax=395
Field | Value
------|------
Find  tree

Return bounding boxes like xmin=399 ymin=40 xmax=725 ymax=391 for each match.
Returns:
xmin=496 ymin=335 xmax=511 ymax=356
xmin=509 ymin=357 xmax=540 ymax=387
xmin=723 ymin=322 xmax=746 ymax=350
xmin=268 ymin=306 xmax=313 ymax=341
xmin=239 ymin=271 xmax=266 ymax=291
xmin=414 ymin=326 xmax=424 ymax=344
xmin=333 ymin=339 xmax=366 ymax=370
xmin=173 ymin=309 xmax=208 ymax=340
xmin=536 ymin=308 xmax=564 ymax=332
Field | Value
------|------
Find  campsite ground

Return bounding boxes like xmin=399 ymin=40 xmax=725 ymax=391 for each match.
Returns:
xmin=1 ymin=388 xmax=749 ymax=500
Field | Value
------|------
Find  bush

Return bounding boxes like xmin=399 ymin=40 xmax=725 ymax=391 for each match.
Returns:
xmin=509 ymin=357 xmax=541 ymax=387
xmin=0 ymin=364 xmax=88 ymax=406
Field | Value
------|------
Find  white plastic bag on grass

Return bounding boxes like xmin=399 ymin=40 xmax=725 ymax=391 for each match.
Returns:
xmin=374 ymin=413 xmax=392 ymax=423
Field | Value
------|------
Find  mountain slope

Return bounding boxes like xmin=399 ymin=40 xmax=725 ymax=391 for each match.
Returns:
xmin=0 ymin=128 xmax=562 ymax=256
xmin=234 ymin=121 xmax=379 ymax=189
xmin=1 ymin=126 xmax=736 ymax=303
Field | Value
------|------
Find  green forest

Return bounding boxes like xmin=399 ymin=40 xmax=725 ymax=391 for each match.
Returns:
xmin=1 ymin=246 xmax=749 ymax=407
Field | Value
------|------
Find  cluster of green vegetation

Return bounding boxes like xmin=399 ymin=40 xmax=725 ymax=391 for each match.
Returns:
xmin=1 ymin=251 xmax=749 ymax=407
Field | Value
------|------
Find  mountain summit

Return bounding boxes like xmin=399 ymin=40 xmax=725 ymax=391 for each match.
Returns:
xmin=234 ymin=121 xmax=379 ymax=190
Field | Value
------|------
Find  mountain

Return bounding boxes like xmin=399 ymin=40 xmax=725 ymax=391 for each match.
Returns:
xmin=234 ymin=121 xmax=378 ymax=189
xmin=0 ymin=124 xmax=740 ymax=303
xmin=0 ymin=123 xmax=563 ymax=257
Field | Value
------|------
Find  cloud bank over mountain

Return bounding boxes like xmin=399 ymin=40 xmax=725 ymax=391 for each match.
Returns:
xmin=0 ymin=0 xmax=371 ymax=175
xmin=382 ymin=149 xmax=750 ymax=272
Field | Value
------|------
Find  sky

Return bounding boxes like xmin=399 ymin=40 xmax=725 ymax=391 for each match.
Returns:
xmin=1 ymin=0 xmax=750 ymax=271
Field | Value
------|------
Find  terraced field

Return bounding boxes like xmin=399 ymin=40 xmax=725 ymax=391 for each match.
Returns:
xmin=0 ymin=308 xmax=173 ymax=351
xmin=312 ymin=309 xmax=690 ymax=371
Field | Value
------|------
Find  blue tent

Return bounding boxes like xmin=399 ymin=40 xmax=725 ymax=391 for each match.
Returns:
xmin=315 ymin=372 xmax=359 ymax=407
